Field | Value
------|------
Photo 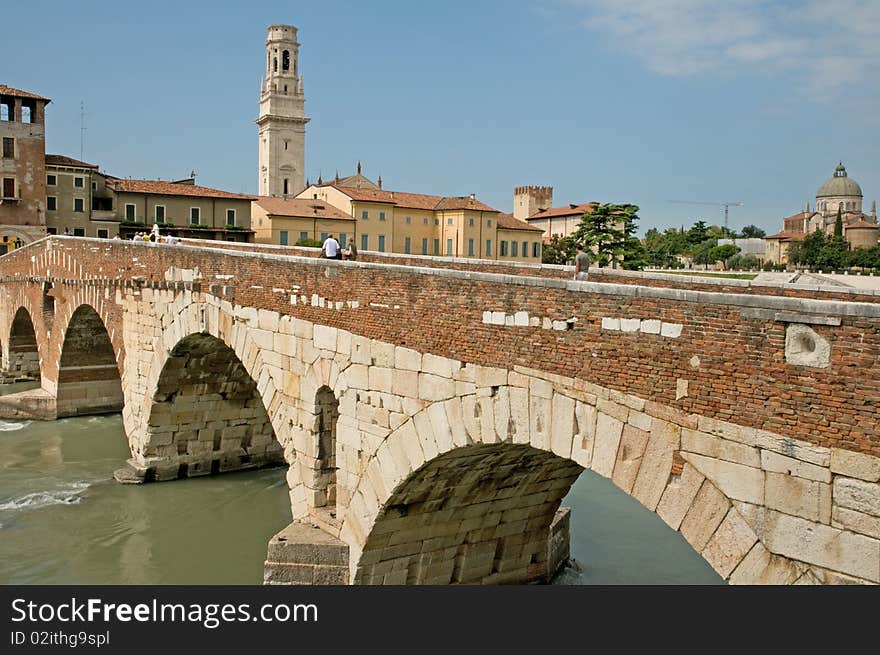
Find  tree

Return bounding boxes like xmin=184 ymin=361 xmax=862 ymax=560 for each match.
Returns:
xmin=834 ymin=206 xmax=843 ymax=238
xmin=541 ymin=234 xmax=578 ymax=265
xmin=739 ymin=224 xmax=766 ymax=238
xmin=687 ymin=221 xmax=709 ymax=246
xmin=620 ymin=237 xmax=648 ymax=270
xmin=707 ymin=244 xmax=740 ymax=268
xmin=574 ymin=203 xmax=639 ymax=268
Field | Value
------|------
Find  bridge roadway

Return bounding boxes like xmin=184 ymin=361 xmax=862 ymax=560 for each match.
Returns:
xmin=0 ymin=236 xmax=878 ymax=585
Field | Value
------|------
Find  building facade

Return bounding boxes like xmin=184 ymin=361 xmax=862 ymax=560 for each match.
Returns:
xmin=0 ymin=85 xmax=50 ymax=252
xmin=252 ymin=196 xmax=354 ymax=245
xmin=291 ymin=171 xmax=544 ymax=262
xmin=44 ymin=155 xmax=116 ymax=237
xmin=257 ymin=25 xmax=308 ymax=198
xmin=765 ymin=163 xmax=878 ymax=265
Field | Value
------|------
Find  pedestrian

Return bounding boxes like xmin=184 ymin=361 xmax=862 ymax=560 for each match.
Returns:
xmin=574 ymin=243 xmax=590 ymax=281
xmin=343 ymin=239 xmax=358 ymax=261
xmin=322 ymin=233 xmax=341 ymax=260
xmin=164 ymin=233 xmax=175 ymax=245
xmin=63 ymin=227 xmax=71 ymax=236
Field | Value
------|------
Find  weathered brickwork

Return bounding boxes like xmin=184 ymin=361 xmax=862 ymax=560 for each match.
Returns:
xmin=0 ymin=235 xmax=878 ymax=585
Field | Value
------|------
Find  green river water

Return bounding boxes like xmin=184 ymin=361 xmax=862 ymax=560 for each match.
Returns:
xmin=0 ymin=407 xmax=722 ymax=585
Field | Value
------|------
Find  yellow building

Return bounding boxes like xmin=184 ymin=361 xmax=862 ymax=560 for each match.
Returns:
xmin=292 ymin=172 xmax=543 ymax=262
xmin=252 ymin=196 xmax=354 ymax=245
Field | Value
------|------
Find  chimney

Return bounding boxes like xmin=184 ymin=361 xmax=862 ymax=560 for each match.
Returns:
xmin=378 ymin=175 xmax=383 ymax=189
xmin=469 ymin=193 xmax=475 ymax=200
xmin=357 ymin=161 xmax=362 ymax=175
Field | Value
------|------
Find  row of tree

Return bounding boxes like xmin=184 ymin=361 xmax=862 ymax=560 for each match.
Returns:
xmin=787 ymin=211 xmax=880 ymax=269
xmin=541 ymin=204 xmax=768 ymax=270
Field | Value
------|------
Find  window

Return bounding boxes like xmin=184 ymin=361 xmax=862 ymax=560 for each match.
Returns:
xmin=500 ymin=241 xmax=509 ymax=257
xmin=339 ymin=233 xmax=346 ymax=248
xmin=21 ymin=106 xmax=32 ymax=124
xmin=91 ymin=181 xmax=97 ymax=191
xmin=522 ymin=241 xmax=528 ymax=258
xmin=405 ymin=215 xmax=411 ymax=224
xmin=155 ymin=205 xmax=165 ymax=222
xmin=47 ymin=196 xmax=57 ymax=211
xmin=190 ymin=207 xmax=200 ymax=225
xmin=97 ymin=229 xmax=109 ymax=239
xmin=73 ymin=198 xmax=84 ymax=213
xmin=487 ymin=219 xmax=493 ymax=227
xmin=447 ymin=218 xmax=453 ymax=225
xmin=2 ymin=178 xmax=14 ymax=198
xmin=423 ymin=217 xmax=428 ymax=225
xmin=361 ymin=234 xmax=368 ymax=251
xmin=47 ymin=174 xmax=56 ymax=186
xmin=73 ymin=228 xmax=85 ymax=236
xmin=282 ymin=50 xmax=290 ymax=71
xmin=434 ymin=218 xmax=439 ymax=226
xmin=421 ymin=238 xmax=428 ymax=255
xmin=404 ymin=236 xmax=411 ymax=254
xmin=379 ymin=211 xmax=386 ymax=221
xmin=532 ymin=242 xmax=541 ymax=258
xmin=299 ymin=231 xmax=309 ymax=241
xmin=0 ymin=102 xmax=10 ymax=121
xmin=469 ymin=217 xmax=474 ymax=227
xmin=485 ymin=239 xmax=492 ymax=257
xmin=46 ymin=227 xmax=57 ymax=235
xmin=378 ymin=235 xmax=386 ymax=252
xmin=362 ymin=210 xmax=369 ymax=220
xmin=283 ymin=178 xmax=289 ymax=195
xmin=226 ymin=209 xmax=236 ymax=227
xmin=433 ymin=238 xmax=439 ymax=255
xmin=279 ymin=230 xmax=288 ymax=245
xmin=284 ymin=140 xmax=288 ymax=151
xmin=511 ymin=241 xmax=518 ymax=257
xmin=320 ymin=232 xmax=328 ymax=242
xmin=2 ymin=137 xmax=13 ymax=158
xmin=468 ymin=238 xmax=474 ymax=256
xmin=125 ymin=204 xmax=136 ymax=221
xmin=446 ymin=239 xmax=453 ymax=256
xmin=74 ymin=177 xmax=84 ymax=188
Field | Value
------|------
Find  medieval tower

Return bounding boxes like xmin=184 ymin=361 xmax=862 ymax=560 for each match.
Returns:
xmin=257 ymin=24 xmax=309 ymax=197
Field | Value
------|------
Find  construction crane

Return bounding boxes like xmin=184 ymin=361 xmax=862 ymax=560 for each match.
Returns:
xmin=669 ymin=200 xmax=744 ymax=234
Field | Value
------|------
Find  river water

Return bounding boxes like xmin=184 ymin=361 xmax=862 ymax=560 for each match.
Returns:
xmin=0 ymin=408 xmax=722 ymax=585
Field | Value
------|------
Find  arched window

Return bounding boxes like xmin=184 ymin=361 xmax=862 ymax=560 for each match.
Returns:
xmin=283 ymin=178 xmax=289 ymax=195
xmin=273 ymin=57 xmax=277 ymax=72
xmin=282 ymin=50 xmax=290 ymax=71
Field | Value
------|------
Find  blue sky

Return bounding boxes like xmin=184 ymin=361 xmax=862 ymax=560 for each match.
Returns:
xmin=3 ymin=0 xmax=878 ymax=236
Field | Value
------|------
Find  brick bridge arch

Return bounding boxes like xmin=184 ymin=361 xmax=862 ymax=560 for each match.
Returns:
xmin=1 ymin=237 xmax=879 ymax=585
xmin=5 ymin=305 xmax=41 ymax=378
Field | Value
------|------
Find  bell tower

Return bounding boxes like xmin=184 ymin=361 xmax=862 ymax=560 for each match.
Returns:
xmin=257 ymin=24 xmax=309 ymax=197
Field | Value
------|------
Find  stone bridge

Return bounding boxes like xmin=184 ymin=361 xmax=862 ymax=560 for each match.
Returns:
xmin=1 ymin=236 xmax=878 ymax=585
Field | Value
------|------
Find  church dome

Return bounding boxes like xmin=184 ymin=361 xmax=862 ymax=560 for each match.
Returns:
xmin=817 ymin=162 xmax=862 ymax=198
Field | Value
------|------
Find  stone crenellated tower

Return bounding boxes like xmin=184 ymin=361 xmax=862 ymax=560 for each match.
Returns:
xmin=513 ymin=185 xmax=553 ymax=220
xmin=257 ymin=24 xmax=309 ymax=198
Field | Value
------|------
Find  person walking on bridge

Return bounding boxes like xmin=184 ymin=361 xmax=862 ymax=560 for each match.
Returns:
xmin=574 ymin=243 xmax=590 ymax=281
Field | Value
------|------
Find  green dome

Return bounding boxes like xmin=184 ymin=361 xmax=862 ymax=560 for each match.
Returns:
xmin=817 ymin=162 xmax=862 ymax=198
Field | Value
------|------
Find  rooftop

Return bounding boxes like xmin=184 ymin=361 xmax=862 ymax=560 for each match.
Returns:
xmin=322 ymin=183 xmax=499 ymax=213
xmin=526 ymin=202 xmax=599 ymax=220
xmin=496 ymin=213 xmax=545 ymax=232
xmin=45 ymin=154 xmax=98 ymax=170
xmin=254 ymin=196 xmax=353 ymax=220
xmin=0 ymin=84 xmax=50 ymax=102
xmin=106 ymin=178 xmax=255 ymax=201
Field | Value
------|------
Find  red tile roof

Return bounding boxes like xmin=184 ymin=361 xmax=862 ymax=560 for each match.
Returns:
xmin=526 ymin=202 xmax=599 ymax=221
xmin=496 ymin=213 xmax=544 ymax=232
xmin=254 ymin=197 xmax=353 ymax=220
xmin=765 ymin=231 xmax=805 ymax=241
xmin=326 ymin=184 xmax=499 ymax=212
xmin=846 ymin=221 xmax=879 ymax=229
xmin=0 ymin=85 xmax=50 ymax=101
xmin=106 ymin=178 xmax=254 ymax=200
xmin=45 ymin=154 xmax=98 ymax=169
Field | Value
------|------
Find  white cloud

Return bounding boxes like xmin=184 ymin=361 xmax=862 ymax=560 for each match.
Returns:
xmin=570 ymin=0 xmax=880 ymax=95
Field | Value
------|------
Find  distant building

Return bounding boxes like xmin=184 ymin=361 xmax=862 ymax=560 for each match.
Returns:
xmin=514 ymin=186 xmax=599 ymax=241
xmin=765 ymin=163 xmax=878 ymax=265
xmin=288 ymin=168 xmax=543 ymax=261
xmin=44 ymin=154 xmax=115 ymax=237
xmin=257 ymin=25 xmax=308 ymax=198
xmin=717 ymin=237 xmax=765 ymax=263
xmin=252 ymin=196 xmax=354 ymax=245
xmin=0 ymin=85 xmax=50 ymax=251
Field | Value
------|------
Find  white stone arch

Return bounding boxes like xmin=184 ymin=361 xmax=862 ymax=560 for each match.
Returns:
xmin=339 ymin=375 xmax=804 ymax=586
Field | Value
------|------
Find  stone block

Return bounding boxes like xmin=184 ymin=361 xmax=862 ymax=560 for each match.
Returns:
xmin=596 ymin=397 xmax=629 ymax=423
xmin=631 ymin=420 xmax=680 ymax=511
xmin=419 ymin=373 xmax=455 ymax=402
xmin=701 ymin=508 xmax=758 ymax=579
xmin=640 ymin=319 xmax=661 ymax=334
xmin=394 ymin=347 xmax=422 ymax=372
xmin=368 ymin=367 xmax=393 ymax=394
xmin=529 ymin=394 xmax=552 ymax=451
xmin=620 ymin=318 xmax=641 ymax=333
xmin=422 ymin=353 xmax=457 ymax=378
xmin=550 ymin=394 xmax=575 ymax=460
xmin=784 ymin=323 xmax=830 ymax=368
xmin=681 ymin=429 xmax=761 ymax=467
xmin=761 ymin=510 xmax=880 ymax=583
xmin=627 ymin=410 xmax=653 ymax=432
xmin=656 ymin=463 xmax=705 ymax=531
xmin=508 ymin=386 xmax=530 ymax=444
xmin=370 ymin=341 xmax=395 ymax=367
xmin=832 ymin=506 xmax=880 ymax=540
xmin=697 ymin=418 xmax=830 ymax=466
xmin=474 ymin=365 xmax=507 ymax=388
xmin=391 ymin=369 xmax=419 ymax=398
xmin=590 ymin=412 xmax=624 ymax=478
xmin=680 ymin=481 xmax=730 ymax=552
xmin=728 ymin=542 xmax=800 ymax=585
xmin=761 ymin=450 xmax=831 ymax=483
xmin=601 ymin=317 xmax=620 ymax=331
xmin=660 ymin=322 xmax=683 ymax=338
xmin=832 ymin=477 xmax=880 ymax=517
xmin=682 ymin=452 xmax=764 ymax=505
xmin=612 ymin=424 xmax=650 ymax=494
xmin=830 ymin=449 xmax=880 ymax=483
